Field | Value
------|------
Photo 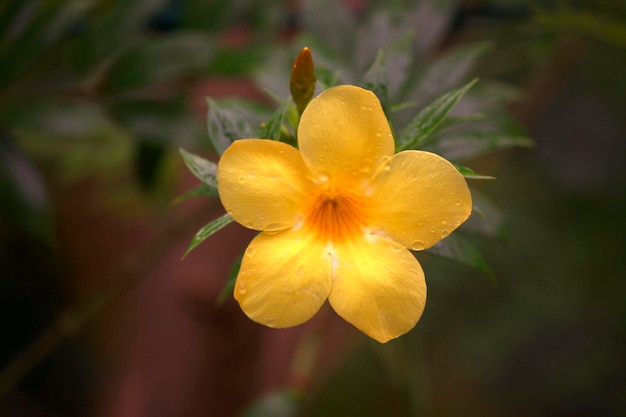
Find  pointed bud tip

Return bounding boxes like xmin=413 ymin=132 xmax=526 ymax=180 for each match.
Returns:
xmin=290 ymin=47 xmax=316 ymax=115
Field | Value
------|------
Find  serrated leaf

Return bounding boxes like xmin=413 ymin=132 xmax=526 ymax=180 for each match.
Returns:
xmin=183 ymin=213 xmax=233 ymax=258
xmin=260 ymin=98 xmax=291 ymax=141
xmin=423 ymin=130 xmax=534 ymax=162
xmin=397 ymin=79 xmax=478 ymax=151
xmin=426 ymin=234 xmax=494 ymax=282
xmin=206 ymin=99 xmax=254 ymax=155
xmin=179 ymin=148 xmax=218 ymax=188
xmin=170 ymin=183 xmax=216 ymax=206
xmin=455 ymin=164 xmax=495 ymax=180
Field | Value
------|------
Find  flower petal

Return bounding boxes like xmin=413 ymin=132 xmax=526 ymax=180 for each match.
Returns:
xmin=368 ymin=150 xmax=472 ymax=250
xmin=234 ymin=228 xmax=332 ymax=328
xmin=298 ymin=85 xmax=394 ymax=189
xmin=328 ymin=235 xmax=426 ymax=343
xmin=217 ymin=139 xmax=316 ymax=231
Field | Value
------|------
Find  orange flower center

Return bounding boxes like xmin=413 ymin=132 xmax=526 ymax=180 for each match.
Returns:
xmin=306 ymin=191 xmax=367 ymax=243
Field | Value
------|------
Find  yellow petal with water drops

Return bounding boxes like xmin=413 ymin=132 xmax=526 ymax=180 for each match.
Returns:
xmin=298 ymin=85 xmax=394 ymax=189
xmin=328 ymin=235 xmax=426 ymax=343
xmin=234 ymin=228 xmax=332 ymax=328
xmin=217 ymin=139 xmax=316 ymax=232
xmin=368 ymin=150 xmax=472 ymax=251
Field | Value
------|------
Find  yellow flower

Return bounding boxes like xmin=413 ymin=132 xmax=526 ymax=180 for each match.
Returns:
xmin=217 ymin=85 xmax=472 ymax=343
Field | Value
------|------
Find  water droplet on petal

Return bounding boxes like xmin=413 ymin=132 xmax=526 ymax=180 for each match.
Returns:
xmin=317 ymin=173 xmax=329 ymax=183
xmin=238 ymin=176 xmax=245 ymax=183
xmin=247 ymin=247 xmax=256 ymax=257
xmin=441 ymin=230 xmax=449 ymax=237
xmin=412 ymin=241 xmax=425 ymax=251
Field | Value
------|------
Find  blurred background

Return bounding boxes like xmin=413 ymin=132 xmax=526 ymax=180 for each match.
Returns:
xmin=1 ymin=0 xmax=625 ymax=416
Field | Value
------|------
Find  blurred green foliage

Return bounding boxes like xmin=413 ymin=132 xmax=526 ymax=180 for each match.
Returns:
xmin=1 ymin=0 xmax=626 ymax=416
xmin=0 ymin=0 xmax=282 ymax=243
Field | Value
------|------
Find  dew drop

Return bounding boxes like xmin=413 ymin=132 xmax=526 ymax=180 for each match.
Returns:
xmin=441 ymin=230 xmax=449 ymax=237
xmin=412 ymin=241 xmax=425 ymax=251
xmin=247 ymin=247 xmax=256 ymax=256
xmin=238 ymin=176 xmax=245 ymax=183
xmin=317 ymin=173 xmax=329 ymax=183
xmin=238 ymin=282 xmax=247 ymax=294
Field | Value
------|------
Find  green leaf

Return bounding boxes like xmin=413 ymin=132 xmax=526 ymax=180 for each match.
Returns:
xmin=360 ymin=48 xmax=389 ymax=110
xmin=315 ymin=67 xmax=340 ymax=90
xmin=462 ymin=190 xmax=508 ymax=240
xmin=183 ymin=213 xmax=233 ymax=259
xmin=71 ymin=0 xmax=187 ymax=78
xmin=179 ymin=148 xmax=218 ymax=189
xmin=260 ymin=98 xmax=291 ymax=141
xmin=170 ymin=183 xmax=216 ymax=206
xmin=301 ymin=0 xmax=355 ymax=57
xmin=106 ymin=96 xmax=205 ymax=148
xmin=206 ymin=99 xmax=254 ymax=155
xmin=215 ymin=253 xmax=242 ymax=307
xmin=0 ymin=0 xmax=89 ymax=88
xmin=423 ymin=130 xmax=534 ymax=163
xmin=103 ymin=31 xmax=216 ymax=92
xmin=397 ymin=79 xmax=478 ymax=151
xmin=425 ymin=234 xmax=494 ymax=282
xmin=455 ymin=164 xmax=495 ymax=180
xmin=353 ymin=14 xmax=415 ymax=96
xmin=406 ymin=41 xmax=491 ymax=104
